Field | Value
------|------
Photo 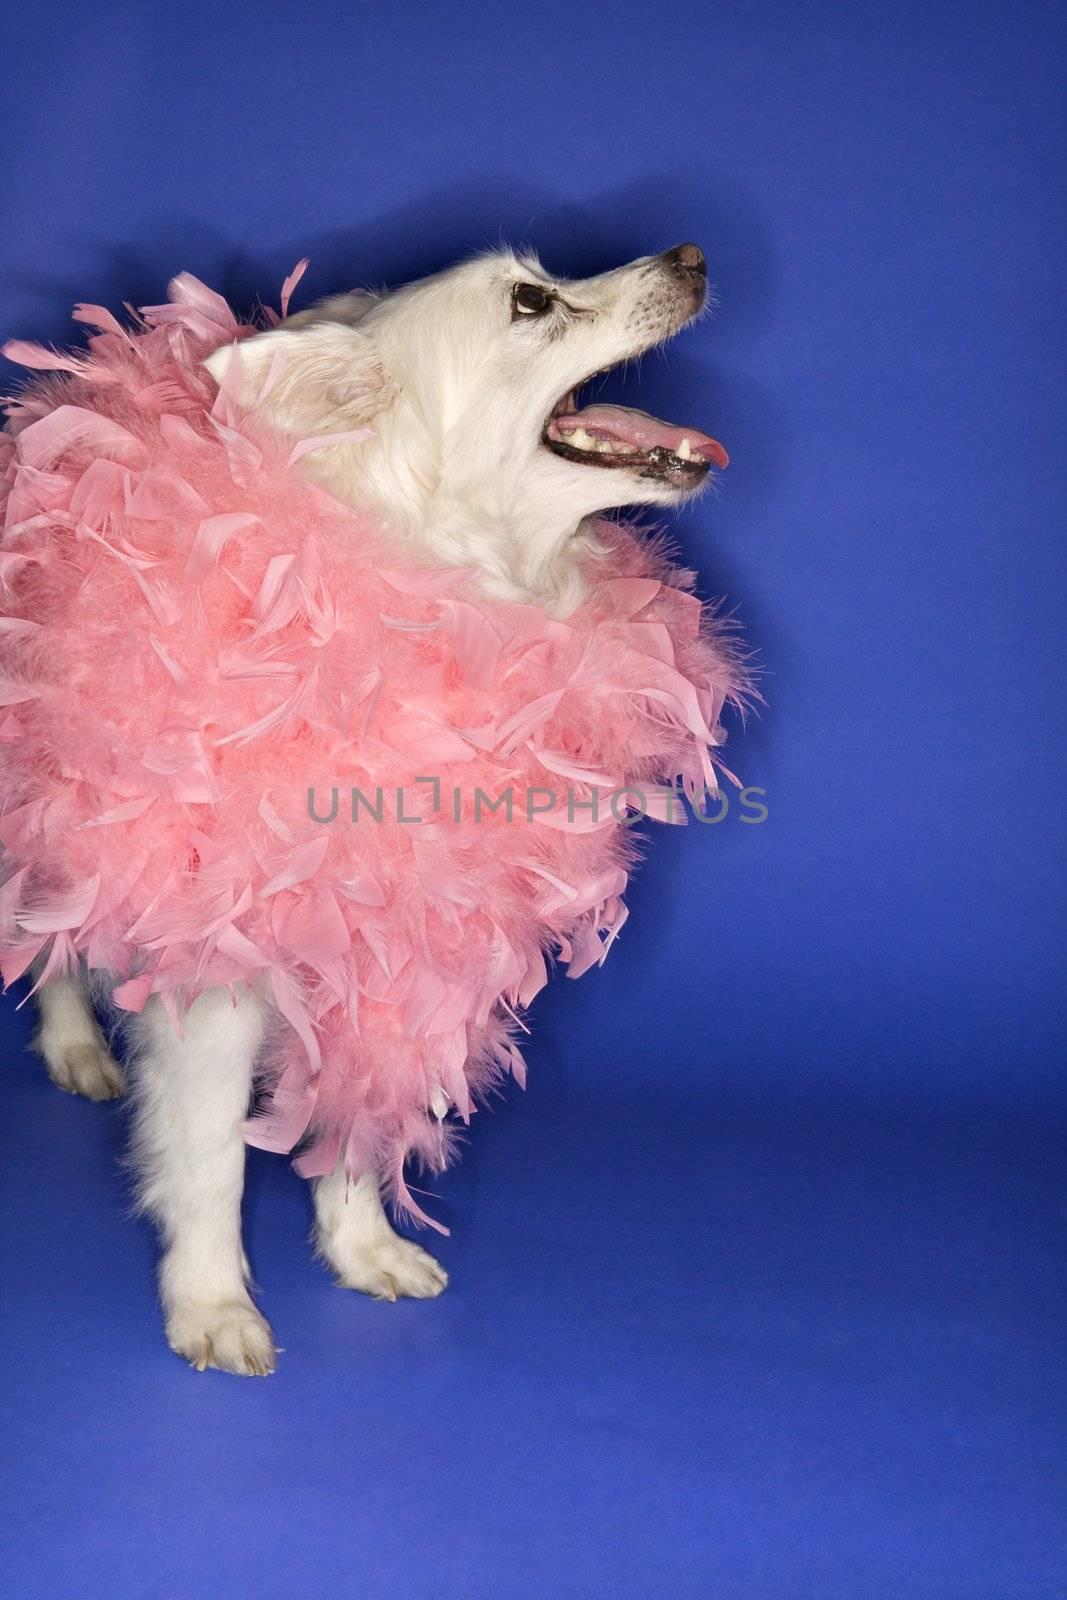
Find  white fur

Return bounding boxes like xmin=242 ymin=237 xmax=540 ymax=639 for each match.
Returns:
xmin=34 ymin=974 xmax=124 ymax=1101
xmin=315 ymin=1168 xmax=449 ymax=1301
xmin=36 ymin=246 xmax=711 ymax=1371
xmin=130 ymin=987 xmax=275 ymax=1374
xmin=205 ymin=246 xmax=708 ymax=612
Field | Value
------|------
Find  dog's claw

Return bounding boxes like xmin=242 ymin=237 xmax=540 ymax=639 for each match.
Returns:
xmin=167 ymin=1299 xmax=277 ymax=1376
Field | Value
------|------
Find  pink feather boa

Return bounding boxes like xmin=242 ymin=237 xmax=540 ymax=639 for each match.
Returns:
xmin=0 ymin=269 xmax=744 ymax=1226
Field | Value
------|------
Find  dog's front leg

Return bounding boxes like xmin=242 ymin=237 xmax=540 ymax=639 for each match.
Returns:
xmin=314 ymin=1165 xmax=448 ymax=1301
xmin=130 ymin=986 xmax=276 ymax=1375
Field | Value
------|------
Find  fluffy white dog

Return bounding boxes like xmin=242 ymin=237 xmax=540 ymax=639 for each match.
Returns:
xmin=25 ymin=244 xmax=728 ymax=1373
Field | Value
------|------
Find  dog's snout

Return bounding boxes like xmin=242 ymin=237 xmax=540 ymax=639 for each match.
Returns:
xmin=661 ymin=243 xmax=707 ymax=278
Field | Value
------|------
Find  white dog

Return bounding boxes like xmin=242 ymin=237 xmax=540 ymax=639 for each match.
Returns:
xmin=31 ymin=243 xmax=722 ymax=1373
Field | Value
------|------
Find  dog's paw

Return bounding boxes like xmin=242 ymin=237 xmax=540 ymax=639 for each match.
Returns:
xmin=166 ymin=1298 xmax=277 ymax=1376
xmin=327 ymin=1234 xmax=449 ymax=1301
xmin=44 ymin=1041 xmax=125 ymax=1101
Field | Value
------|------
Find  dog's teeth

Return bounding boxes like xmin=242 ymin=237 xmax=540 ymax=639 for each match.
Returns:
xmin=557 ymin=426 xmax=639 ymax=458
xmin=677 ymin=437 xmax=692 ymax=461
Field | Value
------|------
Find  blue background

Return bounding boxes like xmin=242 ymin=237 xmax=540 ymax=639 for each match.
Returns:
xmin=1 ymin=3 xmax=1064 ymax=1596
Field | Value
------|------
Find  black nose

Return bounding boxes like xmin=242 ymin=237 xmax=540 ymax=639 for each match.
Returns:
xmin=661 ymin=243 xmax=707 ymax=277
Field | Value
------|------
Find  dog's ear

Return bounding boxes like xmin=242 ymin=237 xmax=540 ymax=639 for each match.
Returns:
xmin=202 ymin=322 xmax=395 ymax=436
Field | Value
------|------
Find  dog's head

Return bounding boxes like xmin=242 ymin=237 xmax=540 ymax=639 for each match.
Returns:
xmin=204 ymin=246 xmax=726 ymax=608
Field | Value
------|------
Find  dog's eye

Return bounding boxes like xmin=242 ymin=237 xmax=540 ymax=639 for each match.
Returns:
xmin=512 ymin=283 xmax=552 ymax=318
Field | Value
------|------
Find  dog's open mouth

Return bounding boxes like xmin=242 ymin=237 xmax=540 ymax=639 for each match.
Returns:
xmin=542 ymin=379 xmax=728 ymax=483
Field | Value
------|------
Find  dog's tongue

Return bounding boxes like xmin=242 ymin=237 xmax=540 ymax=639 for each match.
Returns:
xmin=558 ymin=403 xmax=729 ymax=467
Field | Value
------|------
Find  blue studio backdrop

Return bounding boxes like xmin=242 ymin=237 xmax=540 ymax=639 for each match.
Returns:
xmin=0 ymin=4 xmax=1064 ymax=1598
